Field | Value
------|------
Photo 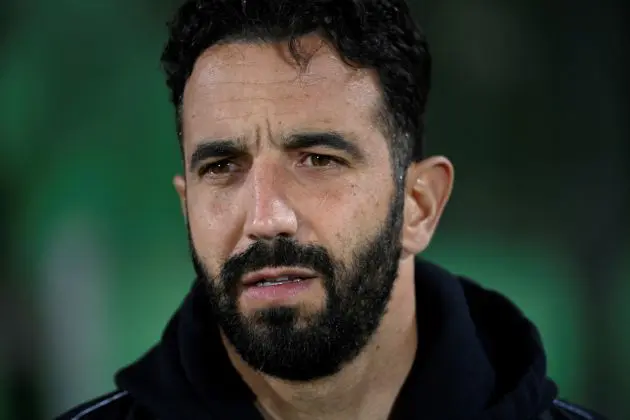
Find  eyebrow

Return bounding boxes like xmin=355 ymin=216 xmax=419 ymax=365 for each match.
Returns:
xmin=189 ymin=139 xmax=247 ymax=172
xmin=188 ymin=131 xmax=365 ymax=173
xmin=283 ymin=132 xmax=365 ymax=162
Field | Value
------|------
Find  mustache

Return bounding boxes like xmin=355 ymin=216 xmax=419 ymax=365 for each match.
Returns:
xmin=220 ymin=236 xmax=335 ymax=289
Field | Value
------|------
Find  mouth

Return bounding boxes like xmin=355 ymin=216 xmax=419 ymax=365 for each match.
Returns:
xmin=242 ymin=268 xmax=317 ymax=288
xmin=252 ymin=275 xmax=312 ymax=287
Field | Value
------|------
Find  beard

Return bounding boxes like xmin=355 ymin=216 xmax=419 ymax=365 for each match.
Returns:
xmin=188 ymin=191 xmax=404 ymax=382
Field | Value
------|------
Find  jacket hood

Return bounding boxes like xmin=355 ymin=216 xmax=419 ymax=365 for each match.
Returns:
xmin=115 ymin=259 xmax=558 ymax=420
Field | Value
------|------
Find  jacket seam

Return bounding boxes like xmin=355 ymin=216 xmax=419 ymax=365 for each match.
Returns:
xmin=553 ymin=399 xmax=594 ymax=420
xmin=71 ymin=391 xmax=129 ymax=420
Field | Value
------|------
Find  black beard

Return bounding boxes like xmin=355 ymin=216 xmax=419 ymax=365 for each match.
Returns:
xmin=189 ymin=191 xmax=404 ymax=382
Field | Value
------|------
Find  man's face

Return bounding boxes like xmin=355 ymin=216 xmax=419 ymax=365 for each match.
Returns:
xmin=179 ymin=35 xmax=404 ymax=381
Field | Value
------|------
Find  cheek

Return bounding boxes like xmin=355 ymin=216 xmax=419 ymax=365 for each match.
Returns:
xmin=186 ymin=189 xmax=241 ymax=267
xmin=307 ymin=181 xmax=391 ymax=258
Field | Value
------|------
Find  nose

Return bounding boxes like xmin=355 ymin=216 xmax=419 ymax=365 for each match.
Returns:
xmin=243 ymin=162 xmax=298 ymax=241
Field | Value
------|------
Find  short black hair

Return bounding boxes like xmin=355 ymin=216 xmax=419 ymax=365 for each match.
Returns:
xmin=161 ymin=0 xmax=431 ymax=173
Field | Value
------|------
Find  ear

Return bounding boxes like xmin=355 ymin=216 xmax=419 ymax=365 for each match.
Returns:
xmin=173 ymin=174 xmax=187 ymax=222
xmin=401 ymin=156 xmax=454 ymax=257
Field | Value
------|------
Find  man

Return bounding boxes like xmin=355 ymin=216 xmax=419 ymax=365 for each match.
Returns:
xmin=57 ymin=0 xmax=605 ymax=419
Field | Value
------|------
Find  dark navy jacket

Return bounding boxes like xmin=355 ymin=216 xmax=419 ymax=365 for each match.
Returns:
xmin=57 ymin=260 xmax=607 ymax=420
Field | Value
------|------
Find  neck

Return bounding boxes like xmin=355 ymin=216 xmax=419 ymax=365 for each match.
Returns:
xmin=223 ymin=259 xmax=418 ymax=420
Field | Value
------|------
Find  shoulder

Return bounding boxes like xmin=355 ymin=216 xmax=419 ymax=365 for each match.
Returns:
xmin=55 ymin=390 xmax=150 ymax=420
xmin=543 ymin=399 xmax=608 ymax=420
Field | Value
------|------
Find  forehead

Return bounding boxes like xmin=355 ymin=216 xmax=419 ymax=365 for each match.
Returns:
xmin=181 ymin=35 xmax=384 ymax=143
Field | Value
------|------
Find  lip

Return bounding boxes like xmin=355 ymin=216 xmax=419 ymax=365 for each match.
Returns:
xmin=241 ymin=267 xmax=318 ymax=286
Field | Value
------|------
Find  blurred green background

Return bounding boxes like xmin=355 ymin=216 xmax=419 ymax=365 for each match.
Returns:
xmin=0 ymin=0 xmax=627 ymax=419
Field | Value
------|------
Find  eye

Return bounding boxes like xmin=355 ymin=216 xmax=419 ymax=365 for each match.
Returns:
xmin=300 ymin=153 xmax=344 ymax=168
xmin=199 ymin=159 xmax=238 ymax=176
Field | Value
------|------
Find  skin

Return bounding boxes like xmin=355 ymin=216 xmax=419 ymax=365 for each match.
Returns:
xmin=174 ymin=34 xmax=454 ymax=420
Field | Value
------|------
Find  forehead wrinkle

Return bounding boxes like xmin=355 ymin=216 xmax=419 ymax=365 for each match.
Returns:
xmin=183 ymin=38 xmax=387 ymax=147
xmin=208 ymin=95 xmax=298 ymax=106
xmin=190 ymin=74 xmax=379 ymax=114
xmin=212 ymin=110 xmax=299 ymax=123
xmin=191 ymin=71 xmax=344 ymax=98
